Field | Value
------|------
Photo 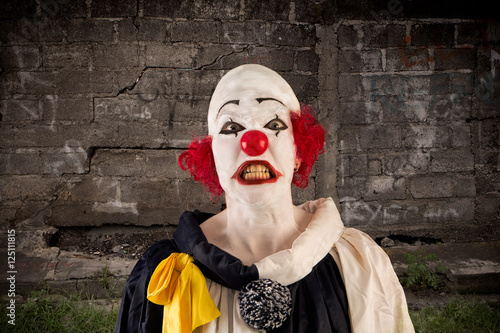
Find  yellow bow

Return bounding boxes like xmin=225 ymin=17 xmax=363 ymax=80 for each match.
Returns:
xmin=147 ymin=253 xmax=221 ymax=333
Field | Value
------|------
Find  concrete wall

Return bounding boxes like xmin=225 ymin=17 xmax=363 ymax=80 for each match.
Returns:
xmin=1 ymin=0 xmax=498 ymax=253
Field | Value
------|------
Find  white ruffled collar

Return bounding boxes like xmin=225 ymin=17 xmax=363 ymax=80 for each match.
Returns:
xmin=254 ymin=197 xmax=345 ymax=285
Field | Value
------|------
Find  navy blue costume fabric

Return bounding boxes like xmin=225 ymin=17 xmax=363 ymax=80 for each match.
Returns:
xmin=115 ymin=210 xmax=351 ymax=333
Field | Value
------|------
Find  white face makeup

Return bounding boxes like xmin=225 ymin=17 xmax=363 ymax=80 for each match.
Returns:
xmin=208 ymin=65 xmax=300 ymax=207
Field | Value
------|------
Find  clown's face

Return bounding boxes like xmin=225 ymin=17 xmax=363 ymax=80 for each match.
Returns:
xmin=211 ymin=96 xmax=297 ymax=207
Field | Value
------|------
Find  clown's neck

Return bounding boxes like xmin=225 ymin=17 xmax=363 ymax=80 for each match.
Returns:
xmin=201 ymin=194 xmax=313 ymax=266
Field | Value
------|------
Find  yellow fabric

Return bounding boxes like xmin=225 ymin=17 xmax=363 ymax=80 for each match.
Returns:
xmin=147 ymin=253 xmax=220 ymax=333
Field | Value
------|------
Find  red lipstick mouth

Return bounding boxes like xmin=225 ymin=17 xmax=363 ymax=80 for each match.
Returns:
xmin=231 ymin=160 xmax=283 ymax=185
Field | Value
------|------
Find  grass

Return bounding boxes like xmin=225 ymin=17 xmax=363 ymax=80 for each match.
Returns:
xmin=1 ymin=290 xmax=499 ymax=332
xmin=1 ymin=288 xmax=118 ymax=333
xmin=409 ymin=296 xmax=500 ymax=333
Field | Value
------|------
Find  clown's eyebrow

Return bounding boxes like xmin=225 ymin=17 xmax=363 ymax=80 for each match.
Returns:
xmin=256 ymin=97 xmax=285 ymax=105
xmin=217 ymin=100 xmax=239 ymax=117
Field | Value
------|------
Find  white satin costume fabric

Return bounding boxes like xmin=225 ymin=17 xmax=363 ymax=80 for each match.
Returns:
xmin=195 ymin=197 xmax=414 ymax=333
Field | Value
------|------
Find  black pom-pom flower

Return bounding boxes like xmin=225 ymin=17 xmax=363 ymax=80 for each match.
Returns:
xmin=238 ymin=278 xmax=292 ymax=331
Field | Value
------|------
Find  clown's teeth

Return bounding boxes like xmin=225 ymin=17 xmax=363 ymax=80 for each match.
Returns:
xmin=242 ymin=164 xmax=272 ymax=180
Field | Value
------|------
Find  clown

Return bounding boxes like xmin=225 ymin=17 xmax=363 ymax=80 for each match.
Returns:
xmin=115 ymin=65 xmax=414 ymax=333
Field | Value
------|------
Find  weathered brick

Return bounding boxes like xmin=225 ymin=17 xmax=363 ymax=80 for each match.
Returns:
xmin=380 ymin=97 xmax=429 ymax=123
xmin=410 ymin=175 xmax=454 ymax=199
xmin=362 ymin=24 xmax=406 ymax=48
xmin=38 ymin=18 xmax=68 ymax=42
xmin=449 ymin=123 xmax=471 ymax=148
xmin=171 ymin=21 xmax=219 ymax=43
xmin=42 ymin=44 xmax=91 ymax=68
xmin=1 ymin=45 xmax=41 ymax=69
xmin=94 ymin=96 xmax=170 ymax=123
xmin=221 ymin=21 xmax=267 ymax=45
xmin=41 ymin=96 xmax=93 ymax=121
xmin=267 ymin=23 xmax=316 ymax=47
xmin=58 ymin=176 xmax=117 ymax=202
xmin=409 ymin=24 xmax=455 ymax=47
xmin=120 ymin=179 xmax=168 ymax=204
xmin=364 ymin=176 xmax=406 ymax=201
xmin=358 ymin=125 xmax=400 ymax=149
xmin=338 ymin=25 xmax=358 ymax=48
xmin=430 ymin=150 xmax=475 ymax=172
xmin=0 ymin=0 xmax=37 ymax=19
xmin=338 ymin=74 xmax=363 ymax=101
xmin=133 ymin=19 xmax=167 ymax=42
xmin=91 ymin=0 xmax=137 ymax=17
xmin=66 ymin=19 xmax=114 ymax=42
xmin=386 ymin=47 xmax=430 ymax=71
xmin=338 ymin=49 xmax=383 ymax=73
xmin=339 ymin=102 xmax=369 ymax=124
xmin=217 ymin=47 xmax=294 ymax=72
xmin=456 ymin=22 xmax=482 ymax=45
xmin=382 ymin=152 xmax=430 ymax=176
xmin=0 ymin=152 xmax=41 ymax=175
xmin=144 ymin=43 xmax=196 ymax=68
xmin=296 ymin=49 xmax=319 ymax=72
xmin=93 ymin=44 xmax=140 ymax=69
xmin=428 ymin=95 xmax=472 ymax=122
xmin=142 ymin=0 xmax=239 ymax=20
xmin=1 ymin=99 xmax=41 ymax=122
xmin=434 ymin=47 xmax=476 ymax=70
xmin=56 ymin=70 xmax=116 ymax=94
xmin=193 ymin=44 xmax=242 ymax=70
xmin=339 ymin=154 xmax=368 ymax=177
xmin=424 ymin=198 xmax=474 ymax=223
xmin=243 ymin=0 xmax=290 ymax=21
xmin=401 ymin=125 xmax=449 ymax=149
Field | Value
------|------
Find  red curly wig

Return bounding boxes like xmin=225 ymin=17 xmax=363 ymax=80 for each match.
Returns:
xmin=178 ymin=105 xmax=325 ymax=196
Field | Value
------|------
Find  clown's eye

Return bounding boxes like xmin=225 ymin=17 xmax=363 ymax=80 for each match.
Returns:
xmin=264 ymin=116 xmax=288 ymax=135
xmin=220 ymin=121 xmax=245 ymax=136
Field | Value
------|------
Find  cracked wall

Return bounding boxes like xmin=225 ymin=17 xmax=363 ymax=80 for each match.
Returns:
xmin=0 ymin=0 xmax=499 ymax=253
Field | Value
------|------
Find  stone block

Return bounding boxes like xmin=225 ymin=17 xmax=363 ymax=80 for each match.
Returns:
xmin=42 ymin=43 xmax=91 ymax=68
xmin=386 ymin=47 xmax=430 ymax=71
xmin=434 ymin=47 xmax=476 ymax=71
xmin=364 ymin=176 xmax=406 ymax=201
xmin=93 ymin=44 xmax=140 ymax=69
xmin=456 ymin=23 xmax=482 ymax=45
xmin=56 ymin=70 xmax=116 ymax=94
xmin=133 ymin=19 xmax=167 ymax=42
xmin=338 ymin=74 xmax=363 ymax=101
xmin=362 ymin=24 xmax=406 ymax=48
xmin=0 ymin=152 xmax=41 ymax=175
xmin=120 ymin=179 xmax=168 ymax=204
xmin=339 ymin=101 xmax=369 ymax=124
xmin=409 ymin=24 xmax=454 ymax=47
xmin=424 ymin=198 xmax=474 ymax=223
xmin=0 ymin=45 xmax=41 ymax=69
xmin=221 ymin=21 xmax=267 ymax=45
xmin=430 ymin=150 xmax=475 ymax=172
xmin=91 ymin=0 xmax=137 ymax=17
xmin=358 ymin=125 xmax=400 ymax=150
xmin=94 ymin=96 xmax=170 ymax=123
xmin=338 ymin=49 xmax=383 ymax=73
xmin=337 ymin=25 xmax=358 ymax=48
xmin=382 ymin=152 xmax=430 ymax=176
xmin=215 ymin=47 xmax=294 ymax=72
xmin=243 ymin=0 xmax=290 ymax=21
xmin=1 ymin=99 xmax=41 ymax=122
xmin=41 ymin=96 xmax=93 ymax=121
xmin=339 ymin=154 xmax=368 ymax=177
xmin=267 ymin=23 xmax=316 ymax=47
xmin=142 ymin=0 xmax=239 ymax=20
xmin=171 ymin=21 xmax=219 ymax=43
xmin=401 ymin=125 xmax=449 ymax=149
xmin=296 ymin=49 xmax=319 ymax=72
xmin=192 ymin=44 xmax=237 ymax=69
xmin=66 ymin=19 xmax=115 ymax=42
xmin=144 ymin=43 xmax=196 ymax=68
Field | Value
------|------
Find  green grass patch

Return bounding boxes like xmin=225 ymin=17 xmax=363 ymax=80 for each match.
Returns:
xmin=1 ymin=288 xmax=118 ymax=333
xmin=2 ymin=289 xmax=499 ymax=332
xmin=410 ymin=297 xmax=500 ymax=333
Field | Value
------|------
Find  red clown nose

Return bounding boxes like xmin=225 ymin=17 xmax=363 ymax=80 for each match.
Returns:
xmin=240 ymin=130 xmax=268 ymax=156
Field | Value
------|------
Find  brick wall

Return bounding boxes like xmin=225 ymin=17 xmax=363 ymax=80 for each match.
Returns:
xmin=1 ymin=0 xmax=498 ymax=249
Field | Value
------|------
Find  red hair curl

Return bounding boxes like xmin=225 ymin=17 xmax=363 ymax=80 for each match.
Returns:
xmin=291 ymin=105 xmax=326 ymax=188
xmin=178 ymin=105 xmax=326 ymax=196
xmin=178 ymin=136 xmax=223 ymax=197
